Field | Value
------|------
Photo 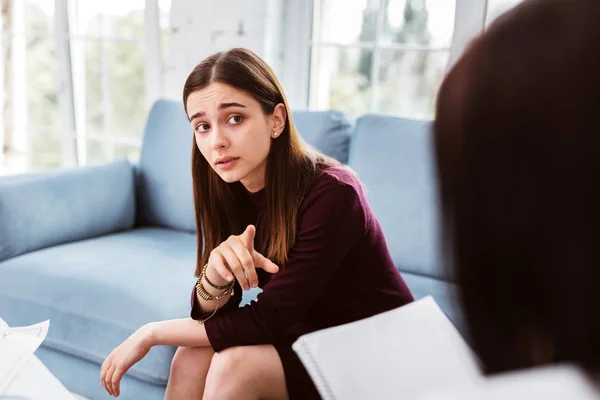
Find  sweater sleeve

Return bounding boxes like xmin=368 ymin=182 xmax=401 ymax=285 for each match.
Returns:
xmin=203 ymin=176 xmax=367 ymax=351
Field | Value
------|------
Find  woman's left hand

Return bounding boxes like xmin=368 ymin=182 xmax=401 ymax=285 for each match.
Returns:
xmin=100 ymin=325 xmax=153 ymax=397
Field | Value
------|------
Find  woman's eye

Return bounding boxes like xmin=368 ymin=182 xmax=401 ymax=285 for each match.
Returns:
xmin=195 ymin=123 xmax=209 ymax=133
xmin=228 ymin=115 xmax=243 ymax=124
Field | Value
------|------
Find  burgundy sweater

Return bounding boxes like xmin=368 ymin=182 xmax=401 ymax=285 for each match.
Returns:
xmin=191 ymin=166 xmax=414 ymax=352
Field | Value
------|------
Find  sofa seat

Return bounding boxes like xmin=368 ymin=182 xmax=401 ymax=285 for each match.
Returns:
xmin=0 ymin=227 xmax=198 ymax=386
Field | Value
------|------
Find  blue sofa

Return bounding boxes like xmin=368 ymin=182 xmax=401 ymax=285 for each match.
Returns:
xmin=0 ymin=100 xmax=461 ymax=399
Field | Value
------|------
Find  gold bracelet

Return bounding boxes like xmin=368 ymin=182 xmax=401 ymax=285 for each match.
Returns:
xmin=195 ymin=277 xmax=235 ymax=301
xmin=201 ymin=263 xmax=234 ymax=290
xmin=197 ymin=298 xmax=220 ymax=325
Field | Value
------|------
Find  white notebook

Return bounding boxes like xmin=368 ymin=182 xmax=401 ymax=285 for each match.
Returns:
xmin=292 ymin=296 xmax=483 ymax=400
xmin=419 ymin=364 xmax=600 ymax=400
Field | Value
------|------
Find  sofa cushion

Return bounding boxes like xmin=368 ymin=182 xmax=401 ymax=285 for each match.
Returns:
xmin=349 ymin=115 xmax=446 ymax=280
xmin=0 ymin=227 xmax=198 ymax=386
xmin=36 ymin=347 xmax=165 ymax=400
xmin=137 ymin=100 xmax=196 ymax=233
xmin=292 ymin=110 xmax=353 ymax=164
xmin=0 ymin=160 xmax=136 ymax=263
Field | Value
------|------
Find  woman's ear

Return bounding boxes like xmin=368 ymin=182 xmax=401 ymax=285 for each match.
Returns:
xmin=272 ymin=103 xmax=287 ymax=136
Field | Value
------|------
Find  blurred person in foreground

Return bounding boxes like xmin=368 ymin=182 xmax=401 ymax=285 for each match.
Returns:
xmin=433 ymin=0 xmax=600 ymax=396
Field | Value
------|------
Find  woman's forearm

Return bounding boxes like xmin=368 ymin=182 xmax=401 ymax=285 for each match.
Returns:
xmin=147 ymin=318 xmax=212 ymax=348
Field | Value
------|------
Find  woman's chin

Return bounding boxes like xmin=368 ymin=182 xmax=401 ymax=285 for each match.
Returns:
xmin=216 ymin=171 xmax=241 ymax=184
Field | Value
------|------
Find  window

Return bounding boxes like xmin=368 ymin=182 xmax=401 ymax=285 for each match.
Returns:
xmin=68 ymin=0 xmax=147 ymax=166
xmin=1 ymin=0 xmax=61 ymax=174
xmin=309 ymin=0 xmax=456 ymax=119
xmin=486 ymin=0 xmax=524 ymax=26
xmin=1 ymin=0 xmax=167 ymax=175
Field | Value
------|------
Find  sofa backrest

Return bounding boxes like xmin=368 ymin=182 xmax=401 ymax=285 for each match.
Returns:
xmin=136 ymin=99 xmax=353 ymax=232
xmin=0 ymin=161 xmax=136 ymax=263
xmin=137 ymin=99 xmax=196 ymax=232
xmin=292 ymin=110 xmax=353 ymax=164
xmin=348 ymin=114 xmax=447 ymax=281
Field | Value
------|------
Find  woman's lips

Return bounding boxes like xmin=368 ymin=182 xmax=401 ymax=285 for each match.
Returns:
xmin=216 ymin=157 xmax=239 ymax=170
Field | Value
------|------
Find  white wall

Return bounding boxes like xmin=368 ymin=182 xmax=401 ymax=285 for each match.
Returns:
xmin=164 ymin=0 xmax=285 ymax=100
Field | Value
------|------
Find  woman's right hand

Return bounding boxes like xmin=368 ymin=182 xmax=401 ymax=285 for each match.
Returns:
xmin=207 ymin=225 xmax=279 ymax=291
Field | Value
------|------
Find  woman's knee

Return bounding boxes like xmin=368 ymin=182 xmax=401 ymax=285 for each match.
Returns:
xmin=203 ymin=347 xmax=249 ymax=399
xmin=170 ymin=346 xmax=214 ymax=379
xmin=204 ymin=346 xmax=288 ymax=400
xmin=206 ymin=347 xmax=246 ymax=381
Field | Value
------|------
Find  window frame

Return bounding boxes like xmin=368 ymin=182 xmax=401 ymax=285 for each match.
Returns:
xmin=3 ymin=0 xmax=499 ymax=171
xmin=283 ymin=0 xmax=490 ymax=112
xmin=1 ymin=0 xmax=163 ymax=171
xmin=61 ymin=0 xmax=163 ymax=166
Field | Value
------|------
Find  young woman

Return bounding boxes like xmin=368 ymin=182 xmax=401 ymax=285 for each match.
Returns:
xmin=434 ymin=0 xmax=600 ymax=390
xmin=100 ymin=48 xmax=413 ymax=399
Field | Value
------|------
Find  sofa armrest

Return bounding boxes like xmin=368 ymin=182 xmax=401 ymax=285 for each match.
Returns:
xmin=292 ymin=297 xmax=482 ymax=400
xmin=0 ymin=160 xmax=136 ymax=263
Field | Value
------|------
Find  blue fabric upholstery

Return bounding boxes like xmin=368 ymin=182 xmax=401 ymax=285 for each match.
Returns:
xmin=292 ymin=110 xmax=354 ymax=164
xmin=349 ymin=115 xmax=445 ymax=280
xmin=137 ymin=99 xmax=196 ymax=233
xmin=0 ymin=227 xmax=197 ymax=385
xmin=0 ymin=160 xmax=135 ymax=263
xmin=36 ymin=346 xmax=165 ymax=400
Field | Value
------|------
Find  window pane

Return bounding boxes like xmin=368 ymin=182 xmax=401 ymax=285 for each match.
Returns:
xmin=30 ymin=131 xmax=61 ymax=170
xmin=3 ymin=0 xmax=59 ymax=174
xmin=25 ymin=0 xmax=54 ymax=36
xmin=71 ymin=0 xmax=144 ymax=39
xmin=160 ymin=0 xmax=171 ymax=64
xmin=86 ymin=139 xmax=109 ymax=165
xmin=114 ymin=143 xmax=140 ymax=162
xmin=84 ymin=39 xmax=105 ymax=135
xmin=312 ymin=0 xmax=378 ymax=44
xmin=107 ymin=40 xmax=145 ymax=138
xmin=27 ymin=37 xmax=59 ymax=130
xmin=377 ymin=49 xmax=448 ymax=118
xmin=382 ymin=0 xmax=456 ymax=47
xmin=83 ymin=38 xmax=145 ymax=139
xmin=486 ymin=0 xmax=524 ymax=26
xmin=310 ymin=46 xmax=372 ymax=116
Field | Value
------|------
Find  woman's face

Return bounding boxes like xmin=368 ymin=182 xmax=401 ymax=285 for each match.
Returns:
xmin=186 ymin=82 xmax=285 ymax=193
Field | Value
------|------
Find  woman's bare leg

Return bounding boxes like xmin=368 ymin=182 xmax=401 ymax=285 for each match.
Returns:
xmin=165 ymin=346 xmax=214 ymax=400
xmin=203 ymin=345 xmax=289 ymax=400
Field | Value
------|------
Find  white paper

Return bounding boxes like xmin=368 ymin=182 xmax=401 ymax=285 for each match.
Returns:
xmin=293 ymin=296 xmax=483 ymax=400
xmin=418 ymin=364 xmax=600 ymax=400
xmin=0 ymin=320 xmax=49 ymax=395
xmin=3 ymin=352 xmax=76 ymax=399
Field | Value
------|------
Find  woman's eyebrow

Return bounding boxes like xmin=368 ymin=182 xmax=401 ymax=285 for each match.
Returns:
xmin=188 ymin=102 xmax=247 ymax=122
xmin=219 ymin=102 xmax=246 ymax=110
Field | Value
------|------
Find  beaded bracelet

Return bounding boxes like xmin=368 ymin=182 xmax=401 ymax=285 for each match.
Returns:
xmin=195 ymin=277 xmax=235 ymax=302
xmin=201 ymin=263 xmax=233 ymax=290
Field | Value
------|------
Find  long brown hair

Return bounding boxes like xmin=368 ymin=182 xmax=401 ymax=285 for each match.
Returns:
xmin=183 ymin=48 xmax=324 ymax=277
xmin=434 ymin=0 xmax=600 ymax=375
